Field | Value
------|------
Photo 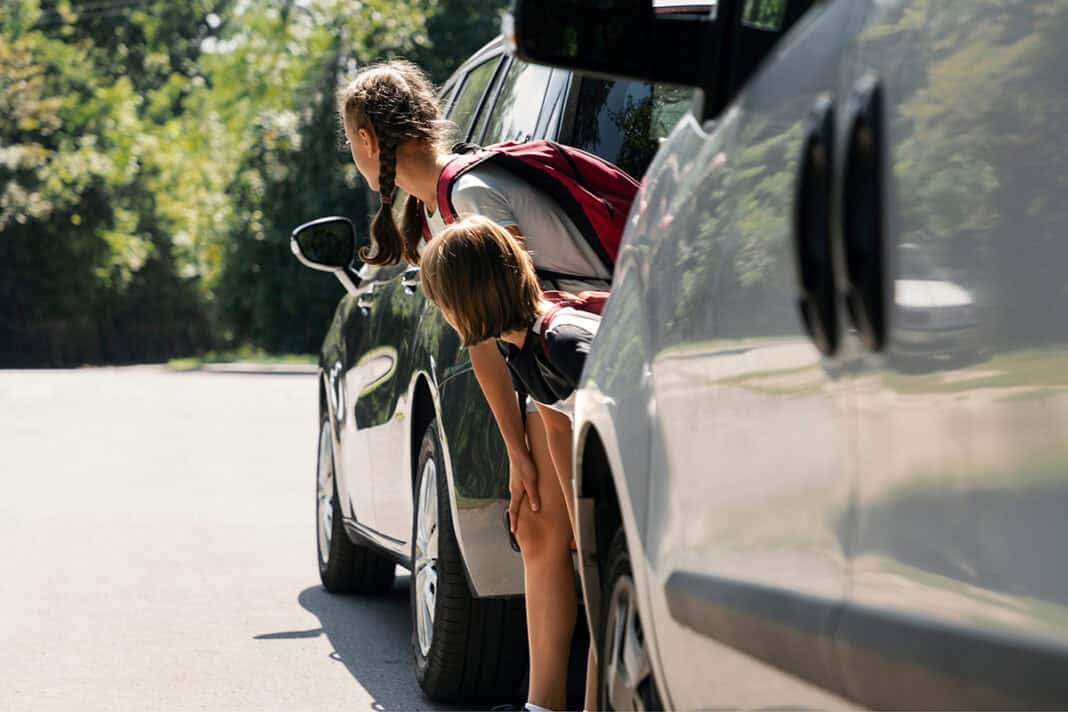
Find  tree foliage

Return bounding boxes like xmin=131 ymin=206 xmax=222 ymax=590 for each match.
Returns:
xmin=0 ymin=0 xmax=507 ymax=366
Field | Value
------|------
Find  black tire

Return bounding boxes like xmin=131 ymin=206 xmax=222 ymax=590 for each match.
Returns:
xmin=598 ymin=528 xmax=664 ymax=711
xmin=410 ymin=419 xmax=529 ymax=703
xmin=316 ymin=410 xmax=396 ymax=594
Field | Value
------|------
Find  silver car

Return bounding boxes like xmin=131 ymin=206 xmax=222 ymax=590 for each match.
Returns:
xmin=515 ymin=0 xmax=1068 ymax=708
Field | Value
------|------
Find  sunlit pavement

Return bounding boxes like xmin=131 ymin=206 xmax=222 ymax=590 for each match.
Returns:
xmin=0 ymin=366 xmax=451 ymax=711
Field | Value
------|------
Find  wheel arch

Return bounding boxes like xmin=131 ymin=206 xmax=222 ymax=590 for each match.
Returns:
xmin=319 ymin=373 xmax=329 ymax=422
xmin=576 ymin=423 xmax=623 ymax=653
xmin=409 ymin=374 xmax=438 ymax=491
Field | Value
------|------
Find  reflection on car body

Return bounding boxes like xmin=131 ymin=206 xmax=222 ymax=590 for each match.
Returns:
xmin=516 ymin=0 xmax=1068 ymax=709
xmin=891 ymin=243 xmax=979 ymax=363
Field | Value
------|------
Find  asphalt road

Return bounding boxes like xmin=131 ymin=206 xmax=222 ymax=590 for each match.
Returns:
xmin=0 ymin=366 xmax=451 ymax=711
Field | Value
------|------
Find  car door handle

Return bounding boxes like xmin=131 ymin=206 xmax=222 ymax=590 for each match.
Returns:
xmin=401 ymin=268 xmax=420 ymax=293
xmin=357 ymin=283 xmax=377 ymax=310
xmin=792 ymin=93 xmax=838 ymax=356
xmin=841 ymin=74 xmax=888 ymax=352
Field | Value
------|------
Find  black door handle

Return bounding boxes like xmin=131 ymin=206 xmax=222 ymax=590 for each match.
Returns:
xmin=792 ymin=93 xmax=838 ymax=356
xmin=356 ymin=283 xmax=377 ymax=310
xmin=841 ymin=74 xmax=888 ymax=352
xmin=401 ymin=267 xmax=420 ymax=293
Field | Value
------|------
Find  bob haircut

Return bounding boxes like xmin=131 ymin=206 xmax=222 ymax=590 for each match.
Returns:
xmin=420 ymin=215 xmax=542 ymax=347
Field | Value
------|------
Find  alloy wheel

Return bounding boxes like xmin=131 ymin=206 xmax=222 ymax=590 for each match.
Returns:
xmin=316 ymin=423 xmax=334 ymax=564
xmin=414 ymin=458 xmax=440 ymax=657
xmin=603 ymin=573 xmax=654 ymax=711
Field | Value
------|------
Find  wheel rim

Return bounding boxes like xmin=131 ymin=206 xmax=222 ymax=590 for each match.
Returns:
xmin=602 ymin=573 xmax=654 ymax=711
xmin=316 ymin=423 xmax=334 ymax=564
xmin=414 ymin=458 xmax=439 ymax=658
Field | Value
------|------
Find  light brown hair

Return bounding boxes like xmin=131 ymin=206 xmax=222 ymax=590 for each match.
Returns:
xmin=336 ymin=60 xmax=447 ymax=265
xmin=420 ymin=216 xmax=542 ymax=347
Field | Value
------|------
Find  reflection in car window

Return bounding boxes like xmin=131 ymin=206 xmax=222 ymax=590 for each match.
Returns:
xmin=571 ymin=79 xmax=692 ymax=179
xmin=741 ymin=0 xmax=789 ymax=31
xmin=482 ymin=61 xmax=553 ymax=145
xmin=446 ymin=58 xmax=499 ymax=143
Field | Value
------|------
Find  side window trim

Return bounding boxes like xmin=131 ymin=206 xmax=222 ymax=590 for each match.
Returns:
xmin=529 ymin=68 xmax=556 ymax=140
xmin=559 ymin=74 xmax=586 ymax=147
xmin=462 ymin=54 xmax=507 ymax=143
xmin=440 ymin=81 xmax=460 ymax=118
xmin=536 ymin=69 xmax=571 ymax=141
xmin=472 ymin=56 xmax=513 ymax=145
xmin=444 ymin=54 xmax=503 ymax=142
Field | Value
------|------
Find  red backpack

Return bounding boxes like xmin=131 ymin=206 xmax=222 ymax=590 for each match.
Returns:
xmin=423 ymin=141 xmax=640 ymax=276
xmin=538 ymin=290 xmax=608 ymax=359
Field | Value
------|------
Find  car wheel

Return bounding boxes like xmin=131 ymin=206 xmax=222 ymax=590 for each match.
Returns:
xmin=316 ymin=411 xmax=396 ymax=594
xmin=411 ymin=418 xmax=528 ymax=702
xmin=599 ymin=529 xmax=663 ymax=711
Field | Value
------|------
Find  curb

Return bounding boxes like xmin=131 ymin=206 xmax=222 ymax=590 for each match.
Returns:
xmin=196 ymin=362 xmax=319 ymax=376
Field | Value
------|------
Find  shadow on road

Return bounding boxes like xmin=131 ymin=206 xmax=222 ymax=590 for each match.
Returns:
xmin=276 ymin=573 xmax=464 ymax=711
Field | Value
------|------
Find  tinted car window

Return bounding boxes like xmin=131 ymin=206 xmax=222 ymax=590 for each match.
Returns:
xmin=481 ymin=61 xmax=553 ymax=144
xmin=447 ymin=58 xmax=500 ymax=142
xmin=470 ymin=63 xmax=506 ymax=143
xmin=741 ymin=0 xmax=789 ymax=30
xmin=570 ymin=79 xmax=692 ymax=178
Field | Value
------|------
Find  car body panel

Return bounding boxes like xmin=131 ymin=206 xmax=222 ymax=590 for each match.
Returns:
xmin=574 ymin=0 xmax=1068 ymax=707
xmin=621 ymin=3 xmax=860 ymax=707
xmin=837 ymin=1 xmax=1068 ymax=706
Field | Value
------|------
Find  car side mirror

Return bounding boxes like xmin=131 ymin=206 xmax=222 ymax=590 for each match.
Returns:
xmin=509 ymin=0 xmax=729 ymax=116
xmin=291 ymin=216 xmax=366 ymax=295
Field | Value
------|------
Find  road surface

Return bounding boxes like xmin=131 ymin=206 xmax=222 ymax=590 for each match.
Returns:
xmin=0 ymin=366 xmax=450 ymax=711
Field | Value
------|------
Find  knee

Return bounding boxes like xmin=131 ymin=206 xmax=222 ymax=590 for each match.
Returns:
xmin=514 ymin=510 xmax=571 ymax=558
xmin=537 ymin=407 xmax=572 ymax=435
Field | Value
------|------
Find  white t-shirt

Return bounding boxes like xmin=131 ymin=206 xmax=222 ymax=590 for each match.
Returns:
xmin=422 ymin=163 xmax=612 ymax=287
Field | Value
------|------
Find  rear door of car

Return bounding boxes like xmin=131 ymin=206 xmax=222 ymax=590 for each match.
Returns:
xmin=836 ymin=2 xmax=1068 ymax=707
xmin=625 ymin=1 xmax=863 ymax=707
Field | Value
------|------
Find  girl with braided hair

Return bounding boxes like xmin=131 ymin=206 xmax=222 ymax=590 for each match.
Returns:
xmin=338 ymin=59 xmax=607 ymax=712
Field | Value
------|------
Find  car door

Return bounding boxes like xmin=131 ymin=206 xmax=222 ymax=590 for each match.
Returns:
xmin=630 ymin=1 xmax=864 ymax=707
xmin=836 ymin=2 xmax=1068 ymax=707
xmin=368 ymin=53 xmax=508 ymax=545
xmin=333 ymin=263 xmax=392 ymax=529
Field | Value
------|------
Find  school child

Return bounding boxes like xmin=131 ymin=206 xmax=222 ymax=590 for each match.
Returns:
xmin=420 ymin=215 xmax=602 ymax=422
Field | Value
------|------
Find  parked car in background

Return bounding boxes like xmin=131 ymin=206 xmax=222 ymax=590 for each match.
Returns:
xmin=891 ymin=243 xmax=980 ymax=366
xmin=290 ymin=35 xmax=690 ymax=703
xmin=515 ymin=0 xmax=1068 ymax=709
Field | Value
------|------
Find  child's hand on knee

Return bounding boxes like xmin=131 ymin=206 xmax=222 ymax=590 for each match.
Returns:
xmin=508 ymin=447 xmax=541 ymax=532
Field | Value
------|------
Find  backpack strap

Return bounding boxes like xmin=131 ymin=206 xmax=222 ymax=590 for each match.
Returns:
xmin=537 ymin=303 xmax=565 ymax=363
xmin=536 ymin=291 xmax=582 ymax=360
xmin=435 ymin=147 xmax=494 ymax=226
xmin=416 ymin=199 xmax=433 ymax=243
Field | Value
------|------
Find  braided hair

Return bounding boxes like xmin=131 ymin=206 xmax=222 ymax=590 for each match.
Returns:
xmin=337 ymin=60 xmax=447 ymax=265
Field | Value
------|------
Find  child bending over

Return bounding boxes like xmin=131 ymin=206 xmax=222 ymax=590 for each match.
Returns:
xmin=421 ymin=214 xmax=602 ymax=712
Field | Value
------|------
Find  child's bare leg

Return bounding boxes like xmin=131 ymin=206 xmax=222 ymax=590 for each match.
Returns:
xmin=539 ymin=406 xmax=599 ymax=710
xmin=536 ymin=405 xmax=578 ymax=530
xmin=515 ymin=410 xmax=576 ymax=712
xmin=585 ymin=646 xmax=598 ymax=710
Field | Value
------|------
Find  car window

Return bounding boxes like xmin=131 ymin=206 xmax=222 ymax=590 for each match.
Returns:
xmin=469 ymin=62 xmax=507 ymax=144
xmin=569 ymin=78 xmax=692 ymax=179
xmin=741 ymin=0 xmax=789 ymax=30
xmin=481 ymin=60 xmax=554 ymax=145
xmin=446 ymin=57 xmax=501 ymax=142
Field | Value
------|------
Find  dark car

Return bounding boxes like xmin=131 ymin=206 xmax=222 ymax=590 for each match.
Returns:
xmin=290 ymin=36 xmax=689 ymax=702
xmin=515 ymin=0 xmax=1068 ymax=709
